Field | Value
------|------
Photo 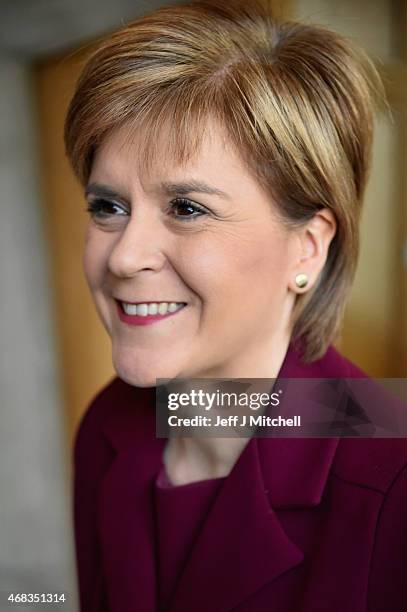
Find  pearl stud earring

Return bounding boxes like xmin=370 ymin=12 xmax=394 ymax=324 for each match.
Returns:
xmin=295 ymin=273 xmax=308 ymax=289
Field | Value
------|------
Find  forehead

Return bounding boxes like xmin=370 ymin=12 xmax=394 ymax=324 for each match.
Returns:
xmin=90 ymin=118 xmax=248 ymax=190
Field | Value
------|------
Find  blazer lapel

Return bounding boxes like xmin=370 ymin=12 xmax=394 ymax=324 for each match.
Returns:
xmin=170 ymin=438 xmax=304 ymax=612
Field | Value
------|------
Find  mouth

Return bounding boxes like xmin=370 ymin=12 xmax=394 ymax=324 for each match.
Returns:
xmin=115 ymin=299 xmax=187 ymax=326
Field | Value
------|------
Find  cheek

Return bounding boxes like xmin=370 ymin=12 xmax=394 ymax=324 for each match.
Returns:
xmin=82 ymin=229 xmax=110 ymax=290
xmin=175 ymin=229 xmax=293 ymax=301
xmin=240 ymin=229 xmax=295 ymax=285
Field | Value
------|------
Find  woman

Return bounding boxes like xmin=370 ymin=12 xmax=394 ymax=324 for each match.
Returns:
xmin=65 ymin=1 xmax=407 ymax=610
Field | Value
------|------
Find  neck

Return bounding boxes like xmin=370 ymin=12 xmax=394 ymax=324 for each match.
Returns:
xmin=163 ymin=332 xmax=292 ymax=486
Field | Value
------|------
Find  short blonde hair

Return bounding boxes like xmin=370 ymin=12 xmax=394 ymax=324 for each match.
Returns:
xmin=65 ymin=0 xmax=384 ymax=361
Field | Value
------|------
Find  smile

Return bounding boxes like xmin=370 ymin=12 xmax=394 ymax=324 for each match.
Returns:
xmin=116 ymin=300 xmax=187 ymax=326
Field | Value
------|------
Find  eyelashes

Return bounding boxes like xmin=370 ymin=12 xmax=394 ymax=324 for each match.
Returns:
xmin=164 ymin=197 xmax=208 ymax=220
xmin=85 ymin=197 xmax=209 ymax=223
xmin=86 ymin=199 xmax=127 ymax=219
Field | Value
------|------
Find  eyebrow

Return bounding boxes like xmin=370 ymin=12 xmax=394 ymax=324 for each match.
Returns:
xmin=85 ymin=180 xmax=231 ymax=200
xmin=85 ymin=183 xmax=123 ymax=199
xmin=159 ymin=180 xmax=230 ymax=200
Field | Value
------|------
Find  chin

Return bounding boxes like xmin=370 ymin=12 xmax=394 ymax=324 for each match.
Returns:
xmin=112 ymin=349 xmax=181 ymax=388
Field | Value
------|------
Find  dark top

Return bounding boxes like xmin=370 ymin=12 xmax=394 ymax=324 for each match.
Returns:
xmin=154 ymin=468 xmax=225 ymax=610
xmin=73 ymin=343 xmax=407 ymax=611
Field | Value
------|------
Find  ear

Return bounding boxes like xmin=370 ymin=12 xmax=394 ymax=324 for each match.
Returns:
xmin=289 ymin=208 xmax=337 ymax=294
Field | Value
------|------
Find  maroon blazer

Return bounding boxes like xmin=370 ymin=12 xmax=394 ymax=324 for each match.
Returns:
xmin=73 ymin=344 xmax=407 ymax=611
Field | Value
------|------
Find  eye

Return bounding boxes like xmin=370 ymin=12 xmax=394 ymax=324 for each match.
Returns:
xmin=86 ymin=198 xmax=128 ymax=220
xmin=168 ymin=198 xmax=208 ymax=220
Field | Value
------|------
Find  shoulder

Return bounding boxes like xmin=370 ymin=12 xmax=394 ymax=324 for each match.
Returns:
xmin=310 ymin=346 xmax=407 ymax=495
xmin=308 ymin=344 xmax=369 ymax=378
xmin=75 ymin=377 xmax=126 ymax=437
xmin=74 ymin=377 xmax=126 ymax=458
xmin=282 ymin=342 xmax=368 ymax=378
xmin=74 ymin=377 xmax=155 ymax=462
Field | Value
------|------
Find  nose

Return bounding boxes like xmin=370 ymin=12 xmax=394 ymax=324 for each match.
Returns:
xmin=107 ymin=214 xmax=166 ymax=279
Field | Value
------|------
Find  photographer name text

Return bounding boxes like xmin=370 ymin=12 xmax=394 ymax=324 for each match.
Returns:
xmin=168 ymin=414 xmax=301 ymax=428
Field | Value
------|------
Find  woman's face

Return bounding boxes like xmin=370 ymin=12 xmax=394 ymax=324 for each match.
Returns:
xmin=84 ymin=120 xmax=302 ymax=387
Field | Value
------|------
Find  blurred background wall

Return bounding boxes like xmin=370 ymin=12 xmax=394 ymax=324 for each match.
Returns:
xmin=0 ymin=0 xmax=406 ymax=610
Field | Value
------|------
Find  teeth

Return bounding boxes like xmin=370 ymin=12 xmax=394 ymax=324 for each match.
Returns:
xmin=123 ymin=303 xmax=138 ymax=315
xmin=137 ymin=304 xmax=148 ymax=316
xmin=158 ymin=302 xmax=168 ymax=315
xmin=148 ymin=303 xmax=158 ymax=315
xmin=122 ymin=301 xmax=184 ymax=316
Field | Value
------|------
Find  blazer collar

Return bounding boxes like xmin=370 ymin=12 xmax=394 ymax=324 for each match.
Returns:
xmin=101 ymin=342 xmax=340 ymax=509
